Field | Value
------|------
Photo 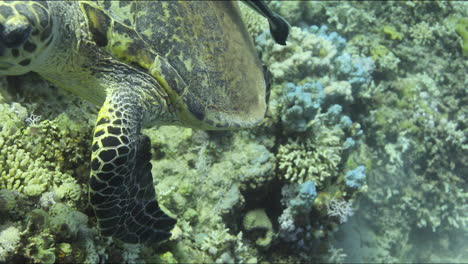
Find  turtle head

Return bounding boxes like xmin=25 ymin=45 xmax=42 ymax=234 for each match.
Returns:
xmin=0 ymin=1 xmax=54 ymax=75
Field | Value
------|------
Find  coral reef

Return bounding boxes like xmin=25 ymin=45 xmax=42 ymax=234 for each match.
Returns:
xmin=344 ymin=165 xmax=366 ymax=189
xmin=242 ymin=208 xmax=273 ymax=248
xmin=0 ymin=225 xmax=21 ymax=262
xmin=0 ymin=1 xmax=466 ymax=263
xmin=326 ymin=198 xmax=355 ymax=224
xmin=280 ymin=82 xmax=325 ymax=133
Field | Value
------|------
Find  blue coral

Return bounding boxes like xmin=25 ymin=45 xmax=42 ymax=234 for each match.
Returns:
xmin=290 ymin=181 xmax=318 ymax=215
xmin=327 ymin=104 xmax=343 ymax=116
xmin=324 ymin=104 xmax=355 ymax=130
xmin=309 ymin=25 xmax=374 ymax=90
xmin=308 ymin=25 xmax=347 ymax=52
xmin=342 ymin=137 xmax=356 ymax=150
xmin=281 ymin=82 xmax=325 ymax=133
xmin=344 ymin=165 xmax=366 ymax=188
xmin=278 ymin=181 xmax=318 ymax=246
xmin=335 ymin=53 xmax=374 ymax=88
xmin=325 ymin=104 xmax=343 ymax=125
xmin=340 ymin=115 xmax=353 ymax=129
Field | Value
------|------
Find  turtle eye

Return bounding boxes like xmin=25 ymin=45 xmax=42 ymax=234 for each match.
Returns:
xmin=0 ymin=15 xmax=32 ymax=48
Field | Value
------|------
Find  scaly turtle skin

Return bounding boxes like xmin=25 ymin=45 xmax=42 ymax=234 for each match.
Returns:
xmin=0 ymin=1 xmax=289 ymax=244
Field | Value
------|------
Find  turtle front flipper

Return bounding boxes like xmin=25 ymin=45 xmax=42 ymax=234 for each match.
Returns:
xmin=242 ymin=0 xmax=290 ymax=45
xmin=89 ymin=93 xmax=176 ymax=244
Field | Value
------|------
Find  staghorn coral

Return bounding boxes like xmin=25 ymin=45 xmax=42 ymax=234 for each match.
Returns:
xmin=0 ymin=116 xmax=90 ymax=198
xmin=277 ymin=137 xmax=341 ymax=185
xmin=409 ymin=21 xmax=436 ymax=45
xmin=0 ymin=74 xmax=92 ymax=203
xmin=197 ymin=224 xmax=237 ymax=260
xmin=276 ymin=104 xmax=359 ymax=186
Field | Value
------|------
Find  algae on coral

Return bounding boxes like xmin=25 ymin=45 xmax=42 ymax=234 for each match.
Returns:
xmin=0 ymin=1 xmax=466 ymax=263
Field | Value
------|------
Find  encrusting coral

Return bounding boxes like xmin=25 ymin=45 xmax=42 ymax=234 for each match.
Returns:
xmin=0 ymin=1 xmax=466 ymax=263
xmin=0 ymin=225 xmax=21 ymax=262
xmin=242 ymin=208 xmax=274 ymax=248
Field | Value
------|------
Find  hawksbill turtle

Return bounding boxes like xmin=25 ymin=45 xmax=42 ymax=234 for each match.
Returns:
xmin=0 ymin=1 xmax=289 ymax=244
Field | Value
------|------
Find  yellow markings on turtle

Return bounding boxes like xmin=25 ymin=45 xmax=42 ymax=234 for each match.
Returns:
xmin=93 ymin=18 xmax=150 ymax=70
xmin=149 ymin=60 xmax=171 ymax=96
xmin=81 ymin=1 xmax=156 ymax=71
xmin=142 ymin=28 xmax=153 ymax=40
xmin=95 ymin=104 xmax=113 ymax=124
xmin=81 ymin=0 xmax=231 ymax=131
xmin=169 ymin=33 xmax=184 ymax=43
xmin=147 ymin=58 xmax=203 ymax=128
xmin=104 ymin=1 xmax=134 ymax=26
xmin=93 ymin=102 xmax=116 ymax=147
xmin=161 ymin=1 xmax=171 ymax=18
xmin=183 ymin=57 xmax=193 ymax=72
xmin=81 ymin=2 xmax=112 ymax=47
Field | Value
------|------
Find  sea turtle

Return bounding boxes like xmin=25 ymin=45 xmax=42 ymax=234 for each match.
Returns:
xmin=0 ymin=1 xmax=289 ymax=244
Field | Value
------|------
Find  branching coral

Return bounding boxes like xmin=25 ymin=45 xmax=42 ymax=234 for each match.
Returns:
xmin=409 ymin=21 xmax=435 ymax=45
xmin=327 ymin=199 xmax=355 ymax=224
xmin=208 ymin=135 xmax=276 ymax=192
xmin=276 ymin=105 xmax=359 ymax=186
xmin=198 ymin=224 xmax=236 ymax=257
xmin=277 ymin=137 xmax=341 ymax=185
xmin=0 ymin=116 xmax=90 ymax=198
xmin=25 ymin=232 xmax=56 ymax=264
